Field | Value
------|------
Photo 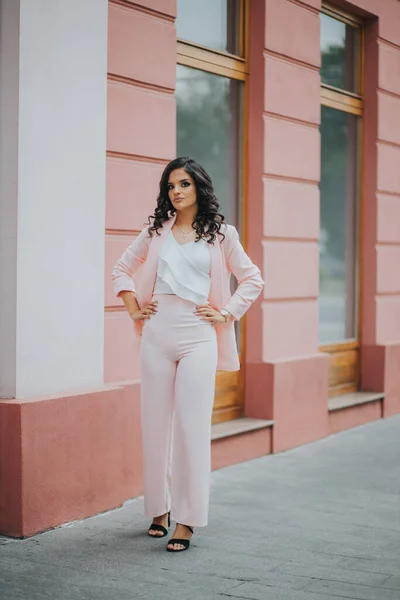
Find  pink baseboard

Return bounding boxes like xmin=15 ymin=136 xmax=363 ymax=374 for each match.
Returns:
xmin=211 ymin=427 xmax=272 ymax=471
xmin=246 ymin=354 xmax=329 ymax=453
xmin=0 ymin=384 xmax=143 ymax=538
xmin=0 ymin=403 xmax=23 ymax=536
xmin=362 ymin=343 xmax=400 ymax=417
xmin=328 ymin=400 xmax=383 ymax=436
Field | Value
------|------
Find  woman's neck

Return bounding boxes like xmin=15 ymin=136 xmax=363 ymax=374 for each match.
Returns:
xmin=175 ymin=210 xmax=197 ymax=229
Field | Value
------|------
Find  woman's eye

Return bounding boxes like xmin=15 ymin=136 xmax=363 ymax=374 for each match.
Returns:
xmin=182 ymin=181 xmax=190 ymax=187
xmin=167 ymin=185 xmax=173 ymax=191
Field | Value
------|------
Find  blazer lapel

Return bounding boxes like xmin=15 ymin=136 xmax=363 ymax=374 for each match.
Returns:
xmin=209 ymin=235 xmax=225 ymax=309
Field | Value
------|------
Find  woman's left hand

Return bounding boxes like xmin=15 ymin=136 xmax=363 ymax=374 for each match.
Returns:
xmin=195 ymin=304 xmax=228 ymax=324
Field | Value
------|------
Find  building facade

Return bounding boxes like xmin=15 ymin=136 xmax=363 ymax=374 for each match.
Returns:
xmin=1 ymin=0 xmax=400 ymax=537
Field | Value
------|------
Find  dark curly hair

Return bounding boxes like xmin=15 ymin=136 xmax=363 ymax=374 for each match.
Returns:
xmin=147 ymin=157 xmax=225 ymax=244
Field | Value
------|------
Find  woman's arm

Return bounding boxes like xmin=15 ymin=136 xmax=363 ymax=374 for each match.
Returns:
xmin=119 ymin=291 xmax=158 ymax=321
xmin=119 ymin=291 xmax=140 ymax=318
xmin=223 ymin=226 xmax=264 ymax=321
xmin=111 ymin=227 xmax=151 ymax=297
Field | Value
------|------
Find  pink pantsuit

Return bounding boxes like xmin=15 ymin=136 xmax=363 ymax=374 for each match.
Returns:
xmin=112 ymin=216 xmax=263 ymax=526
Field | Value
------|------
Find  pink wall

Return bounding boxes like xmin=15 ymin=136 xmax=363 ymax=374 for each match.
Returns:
xmin=247 ymin=0 xmax=400 ymax=450
xmin=375 ymin=32 xmax=400 ymax=345
xmin=246 ymin=0 xmax=330 ymax=451
xmin=262 ymin=0 xmax=321 ymax=362
xmin=358 ymin=0 xmax=400 ymax=419
xmin=105 ymin=0 xmax=176 ymax=384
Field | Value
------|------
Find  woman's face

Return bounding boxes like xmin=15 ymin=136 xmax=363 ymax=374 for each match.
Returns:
xmin=167 ymin=168 xmax=197 ymax=213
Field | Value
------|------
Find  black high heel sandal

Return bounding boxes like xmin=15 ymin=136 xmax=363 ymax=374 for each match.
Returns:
xmin=166 ymin=524 xmax=194 ymax=552
xmin=147 ymin=511 xmax=171 ymax=538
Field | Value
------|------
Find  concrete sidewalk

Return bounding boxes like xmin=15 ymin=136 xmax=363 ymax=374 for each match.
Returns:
xmin=1 ymin=415 xmax=400 ymax=600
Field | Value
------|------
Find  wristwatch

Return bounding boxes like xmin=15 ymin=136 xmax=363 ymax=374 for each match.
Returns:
xmin=220 ymin=309 xmax=230 ymax=323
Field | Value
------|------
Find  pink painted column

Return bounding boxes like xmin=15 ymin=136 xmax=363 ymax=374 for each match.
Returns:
xmin=361 ymin=1 xmax=400 ymax=417
xmin=246 ymin=0 xmax=329 ymax=452
xmin=105 ymin=0 xmax=176 ymax=385
xmin=246 ymin=0 xmax=400 ymax=447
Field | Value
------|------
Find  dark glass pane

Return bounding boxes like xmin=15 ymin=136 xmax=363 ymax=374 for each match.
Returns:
xmin=319 ymin=106 xmax=359 ymax=344
xmin=176 ymin=65 xmax=243 ymax=348
xmin=176 ymin=65 xmax=243 ymax=229
xmin=320 ymin=13 xmax=359 ymax=93
xmin=176 ymin=0 xmax=241 ymax=55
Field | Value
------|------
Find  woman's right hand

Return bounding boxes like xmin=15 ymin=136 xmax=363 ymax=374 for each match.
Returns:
xmin=129 ymin=300 xmax=158 ymax=322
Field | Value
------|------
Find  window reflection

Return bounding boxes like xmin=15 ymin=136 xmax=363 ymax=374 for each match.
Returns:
xmin=176 ymin=65 xmax=243 ymax=229
xmin=319 ymin=106 xmax=359 ymax=344
xmin=176 ymin=0 xmax=241 ymax=55
xmin=320 ymin=13 xmax=359 ymax=93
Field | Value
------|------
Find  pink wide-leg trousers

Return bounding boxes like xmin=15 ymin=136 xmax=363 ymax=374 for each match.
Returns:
xmin=140 ymin=294 xmax=218 ymax=527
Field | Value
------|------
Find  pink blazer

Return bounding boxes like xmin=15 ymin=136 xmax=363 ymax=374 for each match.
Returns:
xmin=112 ymin=216 xmax=264 ymax=371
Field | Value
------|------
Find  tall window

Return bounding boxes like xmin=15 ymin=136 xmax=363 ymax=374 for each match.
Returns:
xmin=175 ymin=0 xmax=246 ymax=230
xmin=319 ymin=4 xmax=363 ymax=396
xmin=175 ymin=0 xmax=248 ymax=423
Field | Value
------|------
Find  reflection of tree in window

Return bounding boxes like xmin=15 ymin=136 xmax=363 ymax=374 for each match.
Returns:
xmin=320 ymin=15 xmax=358 ymax=92
xmin=176 ymin=65 xmax=241 ymax=227
xmin=321 ymin=45 xmax=346 ymax=89
xmin=320 ymin=106 xmax=358 ymax=311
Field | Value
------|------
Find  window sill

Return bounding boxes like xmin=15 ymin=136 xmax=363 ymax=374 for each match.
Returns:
xmin=211 ymin=417 xmax=274 ymax=441
xmin=328 ymin=391 xmax=384 ymax=412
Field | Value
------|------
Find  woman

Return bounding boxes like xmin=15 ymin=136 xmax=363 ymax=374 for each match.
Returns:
xmin=112 ymin=157 xmax=263 ymax=552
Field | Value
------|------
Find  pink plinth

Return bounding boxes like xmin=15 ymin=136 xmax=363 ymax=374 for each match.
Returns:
xmin=328 ymin=401 xmax=382 ymax=436
xmin=0 ymin=384 xmax=142 ymax=538
xmin=362 ymin=344 xmax=400 ymax=418
xmin=211 ymin=429 xmax=272 ymax=471
xmin=245 ymin=354 xmax=329 ymax=453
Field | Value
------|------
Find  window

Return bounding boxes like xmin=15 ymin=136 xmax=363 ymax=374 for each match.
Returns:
xmin=319 ymin=4 xmax=363 ymax=396
xmin=320 ymin=13 xmax=360 ymax=93
xmin=176 ymin=0 xmax=243 ymax=56
xmin=176 ymin=67 xmax=243 ymax=226
xmin=175 ymin=0 xmax=248 ymax=423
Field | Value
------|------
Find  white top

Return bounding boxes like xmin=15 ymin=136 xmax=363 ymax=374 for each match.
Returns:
xmin=153 ymin=232 xmax=211 ymax=305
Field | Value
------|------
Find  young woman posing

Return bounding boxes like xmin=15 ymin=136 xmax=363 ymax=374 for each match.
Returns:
xmin=112 ymin=157 xmax=263 ymax=552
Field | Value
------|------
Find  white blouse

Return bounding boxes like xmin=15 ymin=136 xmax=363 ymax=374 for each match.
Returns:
xmin=153 ymin=232 xmax=211 ymax=305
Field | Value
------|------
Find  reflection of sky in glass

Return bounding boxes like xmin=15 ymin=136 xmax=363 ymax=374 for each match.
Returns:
xmin=176 ymin=0 xmax=227 ymax=51
xmin=176 ymin=65 xmax=227 ymax=104
xmin=320 ymin=13 xmax=345 ymax=52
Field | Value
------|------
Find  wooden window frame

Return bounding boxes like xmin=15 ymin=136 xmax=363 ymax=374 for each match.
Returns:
xmin=319 ymin=3 xmax=364 ymax=396
xmin=176 ymin=0 xmax=248 ymax=80
xmin=176 ymin=0 xmax=249 ymax=423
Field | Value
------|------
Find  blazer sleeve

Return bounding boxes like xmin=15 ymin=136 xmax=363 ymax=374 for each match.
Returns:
xmin=111 ymin=227 xmax=151 ymax=297
xmin=223 ymin=226 xmax=264 ymax=321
